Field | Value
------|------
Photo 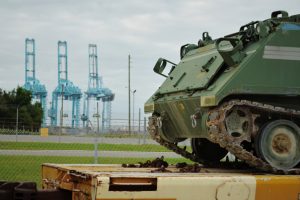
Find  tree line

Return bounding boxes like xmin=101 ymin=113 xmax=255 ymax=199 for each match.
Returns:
xmin=0 ymin=87 xmax=43 ymax=130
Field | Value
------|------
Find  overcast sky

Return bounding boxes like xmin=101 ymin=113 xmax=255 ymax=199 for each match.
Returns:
xmin=0 ymin=0 xmax=299 ymax=124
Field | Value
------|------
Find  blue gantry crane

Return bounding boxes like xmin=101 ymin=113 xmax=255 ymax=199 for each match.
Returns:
xmin=23 ymin=38 xmax=48 ymax=126
xmin=49 ymin=41 xmax=82 ymax=127
xmin=81 ymin=44 xmax=114 ymax=132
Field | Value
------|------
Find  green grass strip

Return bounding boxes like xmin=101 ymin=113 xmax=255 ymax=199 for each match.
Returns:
xmin=0 ymin=141 xmax=176 ymax=152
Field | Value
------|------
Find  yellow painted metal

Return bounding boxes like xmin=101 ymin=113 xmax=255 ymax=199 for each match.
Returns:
xmin=40 ymin=127 xmax=49 ymax=137
xmin=200 ymin=95 xmax=216 ymax=107
xmin=144 ymin=103 xmax=155 ymax=113
xmin=255 ymin=175 xmax=300 ymax=200
xmin=41 ymin=164 xmax=300 ymax=200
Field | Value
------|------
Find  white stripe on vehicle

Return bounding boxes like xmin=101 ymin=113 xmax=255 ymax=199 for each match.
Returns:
xmin=263 ymin=45 xmax=300 ymax=61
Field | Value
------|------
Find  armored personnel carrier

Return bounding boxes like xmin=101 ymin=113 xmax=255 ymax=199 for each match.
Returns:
xmin=145 ymin=11 xmax=300 ymax=173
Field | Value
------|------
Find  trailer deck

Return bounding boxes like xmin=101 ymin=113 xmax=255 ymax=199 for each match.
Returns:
xmin=41 ymin=163 xmax=300 ymax=200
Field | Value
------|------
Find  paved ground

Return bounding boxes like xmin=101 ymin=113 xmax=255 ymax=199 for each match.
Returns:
xmin=0 ymin=134 xmax=191 ymax=146
xmin=0 ymin=134 xmax=155 ymax=144
xmin=0 ymin=149 xmax=181 ymax=158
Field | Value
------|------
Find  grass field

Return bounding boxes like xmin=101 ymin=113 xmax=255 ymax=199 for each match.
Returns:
xmin=0 ymin=141 xmax=174 ymax=152
xmin=0 ymin=155 xmax=190 ymax=187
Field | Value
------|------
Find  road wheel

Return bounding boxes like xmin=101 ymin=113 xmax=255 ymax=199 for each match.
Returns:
xmin=255 ymin=119 xmax=300 ymax=170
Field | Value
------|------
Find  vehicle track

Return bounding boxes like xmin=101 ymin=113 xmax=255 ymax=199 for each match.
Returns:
xmin=148 ymin=99 xmax=300 ymax=174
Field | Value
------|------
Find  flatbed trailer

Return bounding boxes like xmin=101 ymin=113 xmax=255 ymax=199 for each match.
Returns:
xmin=39 ymin=163 xmax=300 ymax=200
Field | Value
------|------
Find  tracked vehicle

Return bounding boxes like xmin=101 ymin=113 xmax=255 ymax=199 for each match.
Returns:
xmin=145 ymin=11 xmax=300 ymax=173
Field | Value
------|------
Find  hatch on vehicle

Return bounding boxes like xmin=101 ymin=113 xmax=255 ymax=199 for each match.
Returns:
xmin=154 ymin=48 xmax=224 ymax=94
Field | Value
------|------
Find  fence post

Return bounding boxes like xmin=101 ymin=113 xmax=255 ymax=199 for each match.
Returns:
xmin=15 ymin=105 xmax=19 ymax=142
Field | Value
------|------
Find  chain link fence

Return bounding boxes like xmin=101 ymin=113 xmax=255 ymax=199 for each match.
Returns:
xmin=0 ymin=120 xmax=191 ymax=187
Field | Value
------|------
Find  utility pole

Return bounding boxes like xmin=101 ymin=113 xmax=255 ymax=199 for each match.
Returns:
xmin=128 ymin=54 xmax=131 ymax=134
xmin=132 ymin=89 xmax=136 ymax=132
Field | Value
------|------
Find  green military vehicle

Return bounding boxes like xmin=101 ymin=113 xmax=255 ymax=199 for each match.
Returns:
xmin=145 ymin=11 xmax=300 ymax=173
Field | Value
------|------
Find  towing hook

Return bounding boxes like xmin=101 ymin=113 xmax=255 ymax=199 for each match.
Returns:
xmin=191 ymin=115 xmax=197 ymax=128
xmin=157 ymin=117 xmax=162 ymax=128
xmin=191 ymin=111 xmax=201 ymax=128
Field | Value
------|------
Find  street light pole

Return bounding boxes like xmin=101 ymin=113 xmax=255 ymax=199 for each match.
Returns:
xmin=59 ymin=84 xmax=64 ymax=143
xmin=128 ymin=54 xmax=131 ymax=134
xmin=138 ymin=108 xmax=141 ymax=133
xmin=94 ymin=101 xmax=100 ymax=164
